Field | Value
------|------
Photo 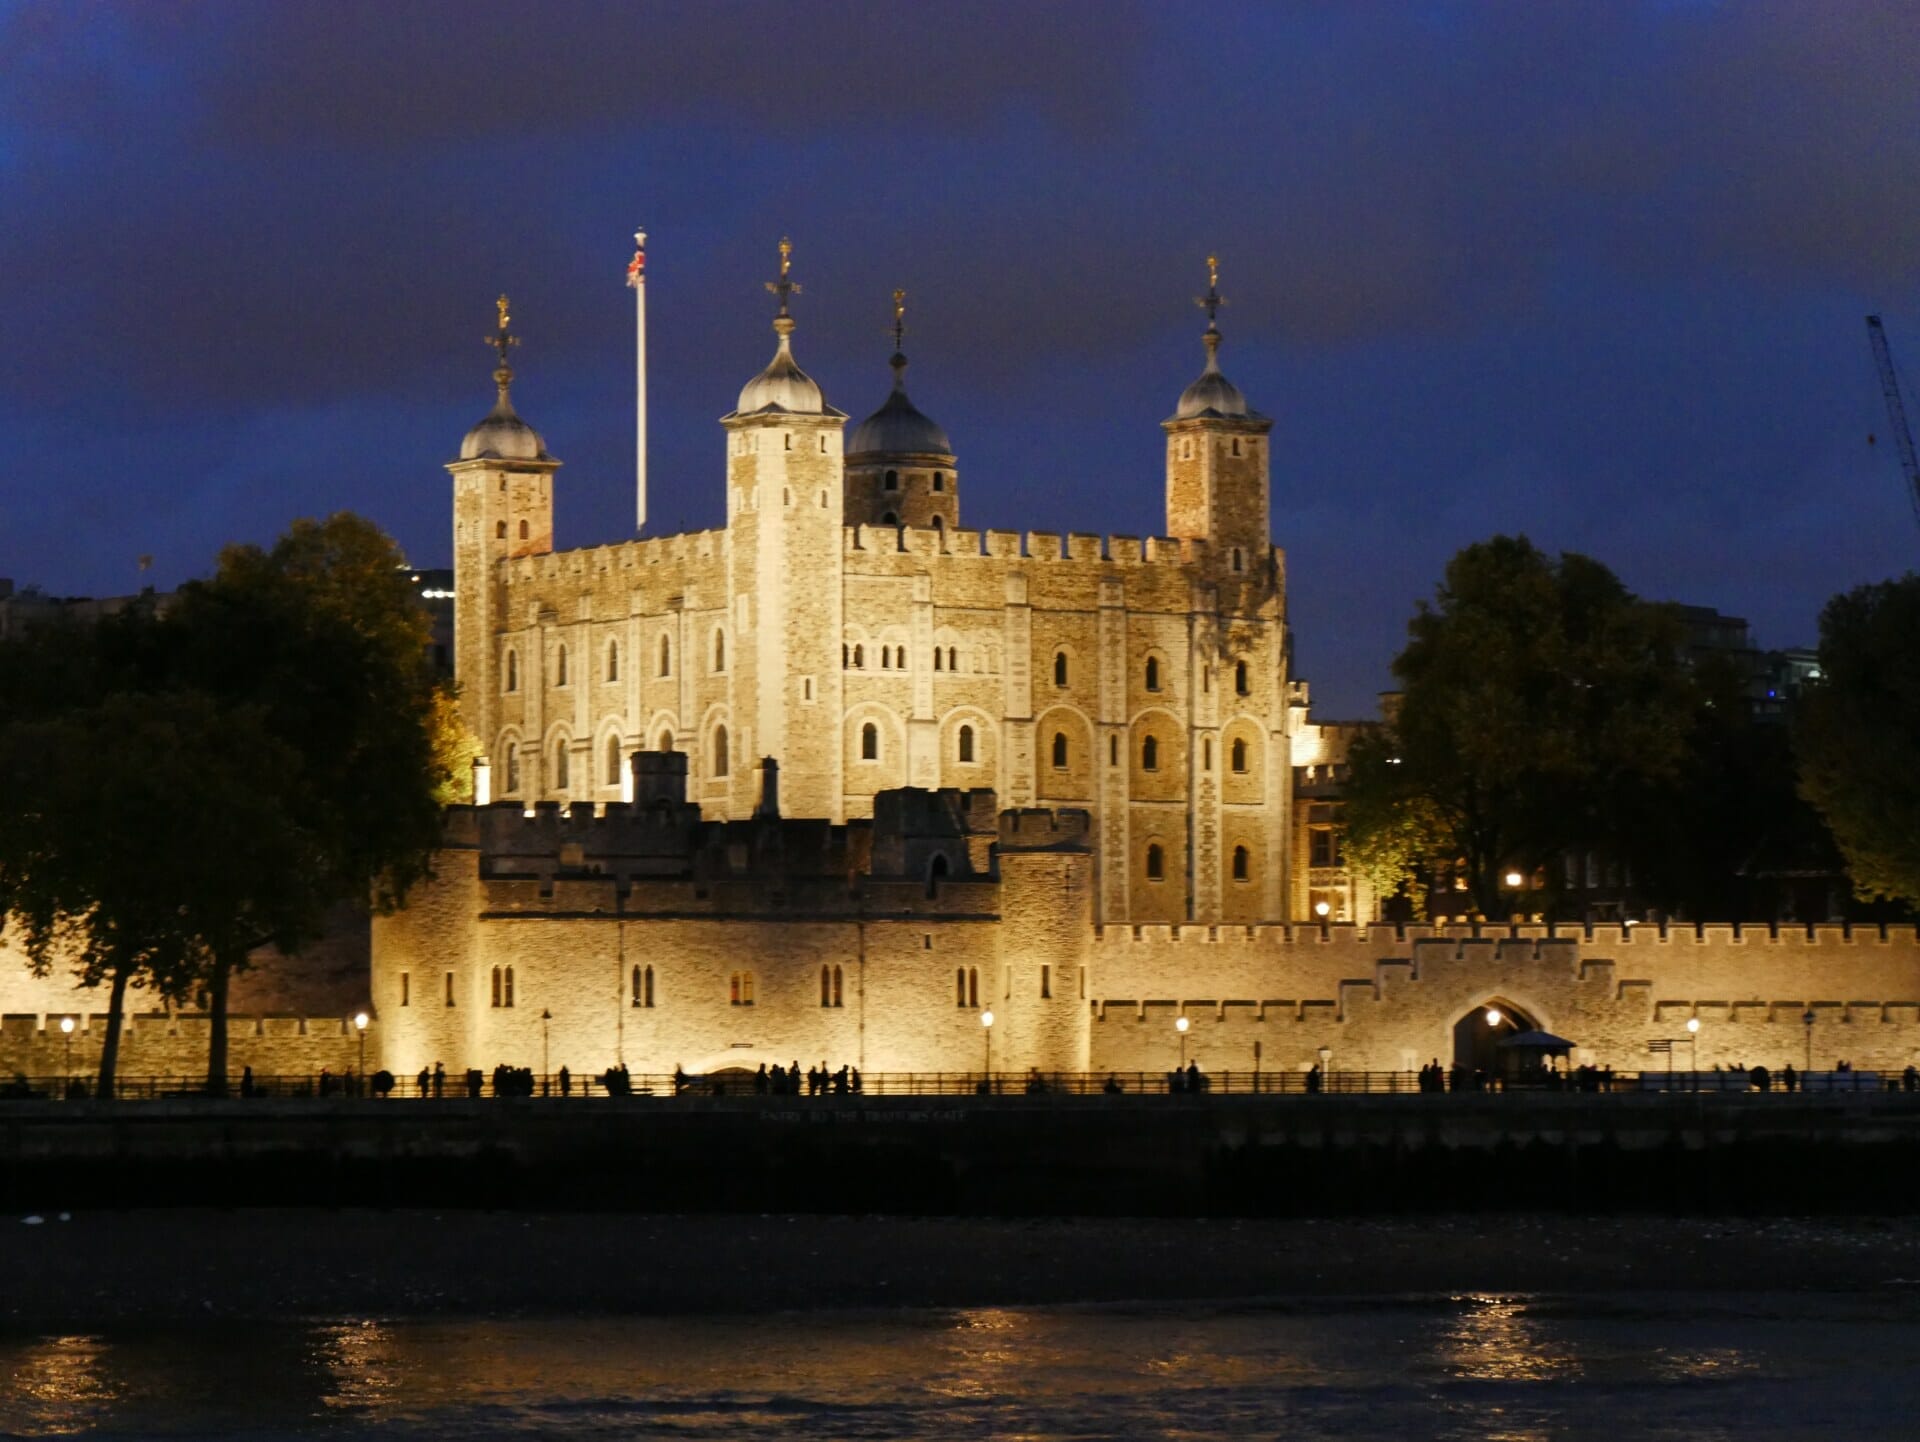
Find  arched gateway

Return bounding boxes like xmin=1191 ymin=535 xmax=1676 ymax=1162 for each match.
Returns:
xmin=1452 ymin=999 xmax=1541 ymax=1075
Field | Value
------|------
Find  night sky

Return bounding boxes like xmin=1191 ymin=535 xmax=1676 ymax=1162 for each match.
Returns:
xmin=6 ymin=1 xmax=1920 ymax=717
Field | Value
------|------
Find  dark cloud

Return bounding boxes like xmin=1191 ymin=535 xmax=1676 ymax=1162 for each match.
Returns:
xmin=5 ymin=2 xmax=1920 ymax=712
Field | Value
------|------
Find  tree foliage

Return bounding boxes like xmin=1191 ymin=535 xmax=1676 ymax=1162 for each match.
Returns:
xmin=1343 ymin=535 xmax=1699 ymax=919
xmin=1796 ymin=574 xmax=1920 ymax=907
xmin=0 ymin=514 xmax=449 ymax=1092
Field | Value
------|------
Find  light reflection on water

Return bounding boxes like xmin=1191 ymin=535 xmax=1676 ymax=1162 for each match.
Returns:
xmin=3 ymin=1293 xmax=1918 ymax=1440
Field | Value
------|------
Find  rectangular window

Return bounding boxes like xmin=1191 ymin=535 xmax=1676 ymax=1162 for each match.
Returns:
xmin=1040 ymin=964 xmax=1051 ymax=999
xmin=445 ymin=972 xmax=455 ymax=1007
xmin=1309 ymin=828 xmax=1344 ymax=868
xmin=400 ymin=973 xmax=410 ymax=1008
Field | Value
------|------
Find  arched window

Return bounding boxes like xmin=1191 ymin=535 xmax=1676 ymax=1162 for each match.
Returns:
xmin=1231 ymin=547 xmax=1244 ymax=573
xmin=505 ymin=650 xmax=518 ymax=692
xmin=1054 ymin=652 xmax=1068 ymax=687
xmin=882 ymin=512 xmax=899 ymax=526
xmin=712 ymin=630 xmax=726 ymax=672
xmin=931 ymin=515 xmax=944 ymax=533
xmin=1203 ymin=738 xmax=1213 ymax=771
xmin=947 ymin=647 xmax=957 ymax=671
xmin=861 ymin=722 xmax=878 ymax=761
xmin=553 ymin=739 xmax=570 ymax=789
xmin=1145 ymin=656 xmax=1161 ymax=692
xmin=658 ymin=730 xmax=674 ymax=753
xmin=969 ymin=967 xmax=979 ymax=1008
xmin=821 ymin=965 xmax=833 ymax=1007
xmin=607 ymin=641 xmax=620 ymax=683
xmin=555 ymin=645 xmax=569 ymax=687
xmin=505 ymin=742 xmax=520 ymax=793
xmin=956 ymin=968 xmax=968 ymax=1007
xmin=495 ymin=520 xmax=507 ymax=539
xmin=729 ymin=971 xmax=755 ymax=1006
xmin=1146 ymin=843 xmax=1165 ymax=881
xmin=932 ymin=472 xmax=945 ymax=492
xmin=1231 ymin=437 xmax=1242 ymax=457
xmin=1109 ymin=735 xmax=1119 ymax=766
xmin=1235 ymin=660 xmax=1249 ymax=695
xmin=643 ymin=964 xmax=654 ymax=1006
xmin=490 ymin=966 xmax=502 ymax=1007
xmin=518 ymin=519 xmax=529 ymax=540
xmin=658 ymin=634 xmax=672 ymax=676
xmin=1232 ymin=845 xmax=1250 ymax=881
xmin=852 ymin=644 xmax=864 ymax=668
xmin=606 ymin=735 xmax=623 ymax=786
xmin=884 ymin=469 xmax=899 ymax=491
xmin=1231 ymin=738 xmax=1248 ymax=773
xmin=833 ymin=964 xmax=843 ymax=1006
xmin=1051 ymin=732 xmax=1068 ymax=768
xmin=930 ymin=854 xmax=950 ymax=882
xmin=958 ymin=725 xmax=975 ymax=763
xmin=503 ymin=965 xmax=514 ymax=1008
xmin=1141 ymin=735 xmax=1158 ymax=771
xmin=712 ymin=725 xmax=729 ymax=777
xmin=933 ymin=648 xmax=943 ymax=671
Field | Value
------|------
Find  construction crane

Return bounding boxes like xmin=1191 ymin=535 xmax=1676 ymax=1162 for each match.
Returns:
xmin=1865 ymin=315 xmax=1920 ymax=533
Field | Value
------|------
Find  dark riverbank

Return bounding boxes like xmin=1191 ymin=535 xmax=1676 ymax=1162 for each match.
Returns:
xmin=7 ymin=1092 xmax=1920 ymax=1215
xmin=3 ymin=1211 xmax=1918 ymax=1329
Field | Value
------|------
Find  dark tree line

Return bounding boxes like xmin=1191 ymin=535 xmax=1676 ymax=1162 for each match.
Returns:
xmin=0 ymin=515 xmax=458 ymax=1093
xmin=1344 ymin=536 xmax=1917 ymax=924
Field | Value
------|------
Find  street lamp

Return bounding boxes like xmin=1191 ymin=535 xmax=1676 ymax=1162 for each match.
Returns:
xmin=353 ymin=1012 xmax=369 ymax=1088
xmin=541 ymin=1008 xmax=552 ymax=1094
xmin=1313 ymin=900 xmax=1331 ymax=919
xmin=1503 ymin=871 xmax=1524 ymax=889
xmin=981 ymin=1010 xmax=994 ymax=1089
xmin=1176 ymin=1015 xmax=1190 ymax=1069
xmin=1802 ymin=1007 xmax=1815 ymax=1074
xmin=1485 ymin=1008 xmax=1503 ymax=1027
xmin=1686 ymin=1016 xmax=1701 ymax=1088
xmin=59 ymin=1016 xmax=74 ymax=1087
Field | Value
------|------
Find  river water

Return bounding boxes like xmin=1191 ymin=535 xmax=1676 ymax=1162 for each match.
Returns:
xmin=4 ymin=1292 xmax=1918 ymax=1440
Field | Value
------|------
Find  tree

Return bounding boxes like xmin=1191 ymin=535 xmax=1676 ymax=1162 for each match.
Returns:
xmin=1796 ymin=575 xmax=1920 ymax=907
xmin=1343 ymin=536 xmax=1699 ymax=919
xmin=162 ymin=514 xmax=449 ymax=1091
xmin=0 ymin=692 xmax=303 ymax=1092
xmin=0 ymin=514 xmax=449 ymax=1094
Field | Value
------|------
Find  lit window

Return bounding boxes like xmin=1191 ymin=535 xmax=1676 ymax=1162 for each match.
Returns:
xmin=730 ymin=971 xmax=755 ymax=1006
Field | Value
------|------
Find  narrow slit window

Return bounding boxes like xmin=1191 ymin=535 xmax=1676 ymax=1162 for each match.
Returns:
xmin=1145 ymin=843 xmax=1165 ymax=881
xmin=1051 ymin=732 xmax=1068 ymax=769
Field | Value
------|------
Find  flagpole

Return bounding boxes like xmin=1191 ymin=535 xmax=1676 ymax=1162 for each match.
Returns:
xmin=626 ymin=229 xmax=648 ymax=533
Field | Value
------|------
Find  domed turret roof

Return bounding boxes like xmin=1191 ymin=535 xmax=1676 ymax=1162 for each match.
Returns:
xmin=457 ymin=295 xmax=552 ymax=462
xmin=733 ymin=331 xmax=831 ymax=417
xmin=724 ymin=237 xmax=845 ymax=422
xmin=1172 ymin=350 xmax=1251 ymax=421
xmin=849 ymin=353 xmax=952 ymax=456
xmin=1167 ymin=255 xmax=1266 ymax=424
xmin=460 ymin=391 xmax=549 ymax=461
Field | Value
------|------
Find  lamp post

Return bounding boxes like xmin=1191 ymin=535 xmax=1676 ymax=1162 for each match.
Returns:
xmin=981 ymin=1009 xmax=994 ymax=1091
xmin=353 ymin=1012 xmax=368 ymax=1091
xmin=59 ymin=1016 xmax=74 ymax=1088
xmin=541 ymin=1008 xmax=552 ymax=1095
xmin=1176 ymin=1014 xmax=1190 ymax=1070
xmin=1685 ymin=1016 xmax=1700 ymax=1086
xmin=1802 ymin=1007 xmax=1815 ymax=1074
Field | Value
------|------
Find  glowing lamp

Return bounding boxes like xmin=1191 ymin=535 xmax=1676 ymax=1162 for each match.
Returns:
xmin=1314 ymin=901 xmax=1331 ymax=917
xmin=58 ymin=1017 xmax=75 ymax=1035
xmin=1485 ymin=1008 xmax=1503 ymax=1027
xmin=1686 ymin=1017 xmax=1700 ymax=1033
xmin=980 ymin=1010 xmax=994 ymax=1029
xmin=1503 ymin=871 xmax=1524 ymax=889
xmin=353 ymin=1012 xmax=370 ymax=1032
xmin=1176 ymin=1016 xmax=1190 ymax=1034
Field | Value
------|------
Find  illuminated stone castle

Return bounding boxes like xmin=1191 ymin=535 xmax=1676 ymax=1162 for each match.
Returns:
xmin=363 ymin=246 xmax=1920 ymax=1084
xmin=445 ymin=252 xmax=1332 ymax=926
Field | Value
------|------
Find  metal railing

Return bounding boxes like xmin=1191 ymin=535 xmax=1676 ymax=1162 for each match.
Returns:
xmin=6 ymin=1067 xmax=1913 ymax=1102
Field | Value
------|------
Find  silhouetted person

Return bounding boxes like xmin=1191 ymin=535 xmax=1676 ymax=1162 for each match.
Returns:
xmin=1905 ymin=1065 xmax=1918 ymax=1093
xmin=558 ymin=1065 xmax=571 ymax=1097
xmin=754 ymin=1063 xmax=769 ymax=1095
xmin=1781 ymin=1063 xmax=1796 ymax=1093
xmin=1186 ymin=1060 xmax=1202 ymax=1093
xmin=1103 ymin=1073 xmax=1123 ymax=1095
xmin=240 ymin=1065 xmax=255 ymax=1098
xmin=1753 ymin=1064 xmax=1773 ymax=1092
xmin=432 ymin=1062 xmax=445 ymax=1097
xmin=1306 ymin=1063 xmax=1322 ymax=1094
xmin=417 ymin=1066 xmax=430 ymax=1096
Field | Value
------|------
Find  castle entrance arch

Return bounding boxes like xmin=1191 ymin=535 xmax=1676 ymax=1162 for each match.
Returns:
xmin=1452 ymin=999 xmax=1538 ymax=1076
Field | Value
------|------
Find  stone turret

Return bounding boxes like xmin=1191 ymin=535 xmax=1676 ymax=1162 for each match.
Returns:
xmin=846 ymin=289 xmax=959 ymax=533
xmin=449 ymin=296 xmax=560 ymax=774
xmin=1162 ymin=257 xmax=1273 ymax=573
xmin=718 ymin=239 xmax=849 ymax=822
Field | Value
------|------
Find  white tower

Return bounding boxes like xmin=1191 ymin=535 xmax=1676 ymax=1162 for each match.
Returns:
xmin=626 ymin=228 xmax=648 ymax=532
